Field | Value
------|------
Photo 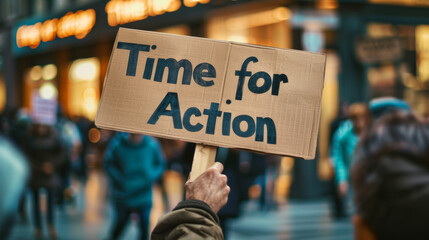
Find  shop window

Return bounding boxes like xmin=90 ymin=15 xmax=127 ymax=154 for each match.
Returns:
xmin=365 ymin=23 xmax=429 ymax=116
xmin=367 ymin=23 xmax=396 ymax=38
xmin=367 ymin=64 xmax=396 ymax=88
xmin=68 ymin=57 xmax=100 ymax=121
xmin=207 ymin=6 xmax=292 ymax=48
xmin=406 ymin=25 xmax=429 ymax=117
xmin=157 ymin=24 xmax=190 ymax=35
xmin=365 ymin=24 xmax=414 ymax=97
xmin=416 ymin=25 xmax=429 ymax=84
xmin=24 ymin=64 xmax=59 ymax=113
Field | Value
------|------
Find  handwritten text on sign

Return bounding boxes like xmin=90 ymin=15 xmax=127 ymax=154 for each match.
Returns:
xmin=95 ymin=28 xmax=325 ymax=159
xmin=116 ymin=41 xmax=289 ymax=144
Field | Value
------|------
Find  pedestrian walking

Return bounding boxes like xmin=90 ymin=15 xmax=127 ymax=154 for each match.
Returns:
xmin=328 ymin=103 xmax=349 ymax=218
xmin=27 ymin=123 xmax=67 ymax=239
xmin=330 ymin=103 xmax=371 ymax=216
xmin=55 ymin=110 xmax=82 ymax=206
xmin=104 ymin=133 xmax=166 ymax=240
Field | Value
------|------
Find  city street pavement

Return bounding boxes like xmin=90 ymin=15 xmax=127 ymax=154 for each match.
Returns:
xmin=228 ymin=201 xmax=353 ymax=240
xmin=10 ymin=171 xmax=353 ymax=240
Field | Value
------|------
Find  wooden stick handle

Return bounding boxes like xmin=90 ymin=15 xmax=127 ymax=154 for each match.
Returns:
xmin=189 ymin=144 xmax=217 ymax=181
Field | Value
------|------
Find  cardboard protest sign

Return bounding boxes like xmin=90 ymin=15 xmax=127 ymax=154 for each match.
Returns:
xmin=95 ymin=28 xmax=326 ymax=159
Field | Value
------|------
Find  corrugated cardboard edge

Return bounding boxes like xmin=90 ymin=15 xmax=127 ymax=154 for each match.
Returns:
xmin=306 ymin=53 xmax=327 ymax=160
xmin=95 ymin=28 xmax=326 ymax=159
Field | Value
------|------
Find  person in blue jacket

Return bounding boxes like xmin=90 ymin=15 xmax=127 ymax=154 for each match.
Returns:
xmin=330 ymin=103 xmax=371 ymax=215
xmin=104 ymin=132 xmax=166 ymax=240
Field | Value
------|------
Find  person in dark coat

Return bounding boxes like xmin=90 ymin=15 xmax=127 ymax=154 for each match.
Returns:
xmin=26 ymin=123 xmax=67 ymax=239
xmin=104 ymin=133 xmax=166 ymax=240
xmin=352 ymin=112 xmax=429 ymax=239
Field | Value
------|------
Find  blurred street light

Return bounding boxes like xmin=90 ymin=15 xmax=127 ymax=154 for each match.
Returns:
xmin=39 ymin=82 xmax=58 ymax=100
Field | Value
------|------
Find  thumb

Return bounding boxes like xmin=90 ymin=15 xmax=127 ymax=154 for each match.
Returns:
xmin=210 ymin=162 xmax=224 ymax=173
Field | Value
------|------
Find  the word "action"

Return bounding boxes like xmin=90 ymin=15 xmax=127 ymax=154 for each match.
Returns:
xmin=147 ymin=92 xmax=277 ymax=144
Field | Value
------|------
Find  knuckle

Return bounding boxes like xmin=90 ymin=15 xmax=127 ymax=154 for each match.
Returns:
xmin=207 ymin=168 xmax=217 ymax=175
xmin=220 ymin=175 xmax=227 ymax=185
xmin=225 ymin=186 xmax=231 ymax=194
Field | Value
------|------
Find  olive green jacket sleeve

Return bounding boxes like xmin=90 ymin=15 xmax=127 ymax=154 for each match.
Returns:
xmin=151 ymin=199 xmax=224 ymax=240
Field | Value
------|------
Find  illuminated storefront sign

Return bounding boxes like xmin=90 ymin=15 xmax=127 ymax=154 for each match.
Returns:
xmin=105 ymin=0 xmax=210 ymax=27
xmin=16 ymin=9 xmax=96 ymax=49
xmin=15 ymin=0 xmax=210 ymax=50
xmin=370 ymin=0 xmax=429 ymax=6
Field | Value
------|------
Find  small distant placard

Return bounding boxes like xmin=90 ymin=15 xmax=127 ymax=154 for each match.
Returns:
xmin=356 ymin=37 xmax=403 ymax=64
xmin=31 ymin=92 xmax=57 ymax=126
xmin=96 ymin=28 xmax=326 ymax=159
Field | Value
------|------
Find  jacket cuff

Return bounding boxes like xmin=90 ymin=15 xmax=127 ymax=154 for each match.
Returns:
xmin=173 ymin=199 xmax=220 ymax=224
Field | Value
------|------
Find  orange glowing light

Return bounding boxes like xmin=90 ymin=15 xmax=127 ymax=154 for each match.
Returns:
xmin=16 ymin=9 xmax=96 ymax=49
xmin=40 ymin=19 xmax=58 ymax=42
xmin=57 ymin=9 xmax=96 ymax=39
xmin=16 ymin=23 xmax=42 ymax=49
xmin=316 ymin=0 xmax=338 ymax=10
xmin=88 ymin=128 xmax=101 ymax=143
xmin=105 ymin=0 xmax=205 ymax=27
xmin=183 ymin=0 xmax=209 ymax=8
xmin=105 ymin=1 xmax=148 ymax=27
xmin=151 ymin=0 xmax=181 ymax=15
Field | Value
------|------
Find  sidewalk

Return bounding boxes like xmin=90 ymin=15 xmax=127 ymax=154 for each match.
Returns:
xmin=10 ymin=170 xmax=353 ymax=240
xmin=228 ymin=200 xmax=353 ymax=240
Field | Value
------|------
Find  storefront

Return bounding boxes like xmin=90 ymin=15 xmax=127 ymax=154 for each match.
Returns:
xmin=339 ymin=0 xmax=429 ymax=116
xmin=363 ymin=19 xmax=429 ymax=116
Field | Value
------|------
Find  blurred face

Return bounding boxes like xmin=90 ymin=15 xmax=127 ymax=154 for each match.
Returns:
xmin=36 ymin=124 xmax=50 ymax=136
xmin=129 ymin=133 xmax=143 ymax=143
xmin=352 ymin=114 xmax=369 ymax=135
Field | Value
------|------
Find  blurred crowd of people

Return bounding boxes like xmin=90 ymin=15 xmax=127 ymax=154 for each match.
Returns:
xmin=0 ymin=106 xmax=278 ymax=240
xmin=1 ymin=96 xmax=428 ymax=240
xmin=0 ymin=107 xmax=99 ymax=239
xmin=328 ymin=97 xmax=415 ymax=219
xmin=328 ymin=97 xmax=429 ymax=239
